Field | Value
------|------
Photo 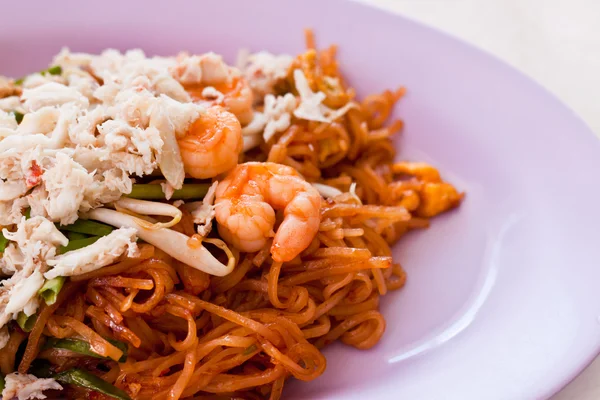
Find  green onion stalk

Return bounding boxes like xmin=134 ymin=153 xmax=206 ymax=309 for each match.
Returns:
xmin=58 ymin=236 xmax=101 ymax=255
xmin=126 ymin=183 xmax=209 ymax=200
xmin=59 ymin=219 xmax=114 ymax=236
xmin=16 ymin=312 xmax=37 ymax=332
xmin=45 ymin=337 xmax=128 ymax=363
xmin=56 ymin=369 xmax=130 ymax=400
xmin=30 ymin=338 xmax=131 ymax=399
xmin=67 ymin=231 xmax=87 ymax=241
xmin=0 ymin=232 xmax=8 ymax=253
xmin=12 ymin=111 xmax=24 ymax=124
xmin=31 ymin=366 xmax=130 ymax=400
xmin=38 ymin=277 xmax=66 ymax=305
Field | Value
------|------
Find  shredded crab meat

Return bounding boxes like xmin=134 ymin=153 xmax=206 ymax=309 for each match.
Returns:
xmin=161 ymin=181 xmax=176 ymax=200
xmin=150 ymin=94 xmax=204 ymax=189
xmin=0 ymin=216 xmax=67 ymax=327
xmin=238 ymin=69 xmax=355 ymax=144
xmin=0 ymin=49 xmax=219 ymax=228
xmin=21 ymin=73 xmax=64 ymax=90
xmin=0 ymin=110 xmax=18 ymax=131
xmin=2 ymin=372 xmax=62 ymax=400
xmin=262 ymin=93 xmax=297 ymax=142
xmin=182 ymin=181 xmax=218 ymax=237
xmin=0 ymin=96 xmax=21 ymax=113
xmin=45 ymin=227 xmax=139 ymax=279
xmin=293 ymin=69 xmax=356 ymax=123
xmin=241 ymin=111 xmax=268 ymax=137
xmin=41 ymin=152 xmax=94 ymax=225
xmin=22 ymin=82 xmax=89 ymax=112
xmin=170 ymin=52 xmax=230 ymax=86
xmin=18 ymin=107 xmax=60 ymax=136
xmin=200 ymin=86 xmax=225 ymax=103
xmin=239 ymin=51 xmax=293 ymax=100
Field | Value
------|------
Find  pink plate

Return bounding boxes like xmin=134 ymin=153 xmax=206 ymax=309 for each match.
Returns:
xmin=2 ymin=1 xmax=600 ymax=399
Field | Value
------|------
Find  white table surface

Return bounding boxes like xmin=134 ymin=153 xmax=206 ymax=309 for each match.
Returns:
xmin=365 ymin=0 xmax=600 ymax=399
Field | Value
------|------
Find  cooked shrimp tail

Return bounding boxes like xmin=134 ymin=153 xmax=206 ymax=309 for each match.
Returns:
xmin=215 ymin=162 xmax=321 ymax=262
xmin=178 ymin=106 xmax=243 ymax=179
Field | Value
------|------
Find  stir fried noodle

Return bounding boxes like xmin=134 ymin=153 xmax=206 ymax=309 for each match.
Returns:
xmin=0 ymin=31 xmax=462 ymax=399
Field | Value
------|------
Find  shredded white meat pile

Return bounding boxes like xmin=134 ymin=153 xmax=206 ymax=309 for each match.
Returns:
xmin=0 ymin=49 xmax=259 ymax=230
xmin=237 ymin=51 xmax=355 ymax=147
xmin=238 ymin=51 xmax=293 ymax=100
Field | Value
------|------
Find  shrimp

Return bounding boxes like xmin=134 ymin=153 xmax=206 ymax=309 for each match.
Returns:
xmin=214 ymin=162 xmax=322 ymax=262
xmin=204 ymin=74 xmax=254 ymax=126
xmin=177 ymin=106 xmax=242 ymax=179
xmin=175 ymin=53 xmax=254 ymax=125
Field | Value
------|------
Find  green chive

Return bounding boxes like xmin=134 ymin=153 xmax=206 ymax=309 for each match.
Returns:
xmin=16 ymin=312 xmax=37 ymax=332
xmin=12 ymin=111 xmax=24 ymax=124
xmin=67 ymin=231 xmax=87 ymax=241
xmin=58 ymin=236 xmax=101 ymax=255
xmin=45 ymin=65 xmax=62 ymax=76
xmin=126 ymin=183 xmax=210 ymax=200
xmin=38 ymin=277 xmax=66 ymax=305
xmin=243 ymin=344 xmax=257 ymax=356
xmin=59 ymin=219 xmax=114 ymax=236
xmin=0 ymin=232 xmax=8 ymax=253
xmin=46 ymin=337 xmax=127 ymax=363
xmin=54 ymin=369 xmax=131 ymax=400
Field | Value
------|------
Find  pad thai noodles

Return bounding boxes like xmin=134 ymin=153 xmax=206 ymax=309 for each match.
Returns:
xmin=0 ymin=30 xmax=463 ymax=399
